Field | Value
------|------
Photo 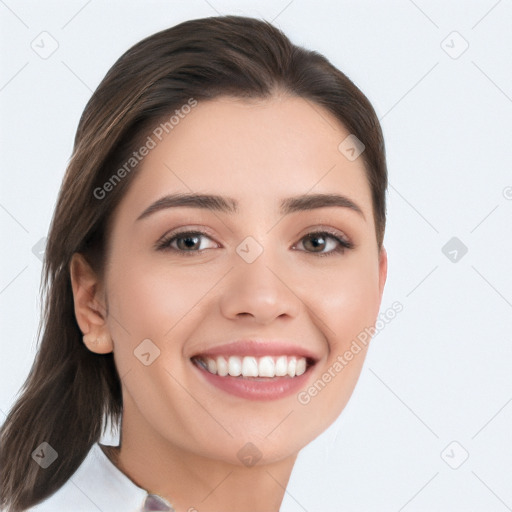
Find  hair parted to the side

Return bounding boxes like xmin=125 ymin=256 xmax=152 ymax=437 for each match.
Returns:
xmin=0 ymin=15 xmax=387 ymax=511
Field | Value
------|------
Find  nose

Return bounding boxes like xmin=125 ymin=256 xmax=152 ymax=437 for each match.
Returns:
xmin=219 ymin=251 xmax=302 ymax=325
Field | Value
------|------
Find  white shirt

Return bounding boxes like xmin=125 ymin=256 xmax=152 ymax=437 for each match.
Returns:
xmin=26 ymin=443 xmax=174 ymax=511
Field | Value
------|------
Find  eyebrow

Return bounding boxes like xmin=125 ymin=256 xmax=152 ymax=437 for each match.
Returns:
xmin=136 ymin=192 xmax=365 ymax=221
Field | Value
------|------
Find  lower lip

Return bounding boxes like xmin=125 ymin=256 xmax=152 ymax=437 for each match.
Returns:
xmin=192 ymin=360 xmax=314 ymax=401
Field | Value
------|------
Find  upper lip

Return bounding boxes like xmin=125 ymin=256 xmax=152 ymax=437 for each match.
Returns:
xmin=191 ymin=339 xmax=321 ymax=362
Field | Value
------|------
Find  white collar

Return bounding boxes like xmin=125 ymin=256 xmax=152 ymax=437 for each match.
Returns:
xmin=28 ymin=442 xmax=174 ymax=511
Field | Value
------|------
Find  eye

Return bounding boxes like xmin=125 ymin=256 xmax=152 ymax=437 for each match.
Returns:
xmin=293 ymin=230 xmax=353 ymax=257
xmin=155 ymin=228 xmax=353 ymax=257
xmin=155 ymin=230 xmax=218 ymax=254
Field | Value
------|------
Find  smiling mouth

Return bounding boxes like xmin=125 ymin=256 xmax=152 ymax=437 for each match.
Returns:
xmin=191 ymin=355 xmax=316 ymax=379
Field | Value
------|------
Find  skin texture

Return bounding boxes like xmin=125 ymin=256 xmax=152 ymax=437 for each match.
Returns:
xmin=70 ymin=94 xmax=387 ymax=512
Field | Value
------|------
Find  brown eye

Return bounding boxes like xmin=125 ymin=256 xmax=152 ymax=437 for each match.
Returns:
xmin=175 ymin=234 xmax=202 ymax=251
xmin=302 ymin=233 xmax=329 ymax=252
xmin=295 ymin=231 xmax=353 ymax=257
xmin=156 ymin=230 xmax=218 ymax=254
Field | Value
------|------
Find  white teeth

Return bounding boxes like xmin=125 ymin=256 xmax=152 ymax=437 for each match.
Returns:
xmin=296 ymin=357 xmax=306 ymax=376
xmin=228 ymin=356 xmax=242 ymax=377
xmin=207 ymin=358 xmax=217 ymax=375
xmin=217 ymin=356 xmax=228 ymax=377
xmin=197 ymin=355 xmax=310 ymax=378
xmin=287 ymin=357 xmax=296 ymax=377
xmin=258 ymin=356 xmax=275 ymax=377
xmin=275 ymin=356 xmax=288 ymax=376
xmin=242 ymin=356 xmax=259 ymax=377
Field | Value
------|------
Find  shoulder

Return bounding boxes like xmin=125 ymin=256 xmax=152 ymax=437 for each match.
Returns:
xmin=25 ymin=443 xmax=148 ymax=512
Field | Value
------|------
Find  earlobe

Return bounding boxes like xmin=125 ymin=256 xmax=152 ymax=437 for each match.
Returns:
xmin=69 ymin=253 xmax=113 ymax=354
xmin=82 ymin=332 xmax=114 ymax=355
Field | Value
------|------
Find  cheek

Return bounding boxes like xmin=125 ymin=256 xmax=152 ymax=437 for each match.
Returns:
xmin=105 ymin=256 xmax=219 ymax=350
xmin=298 ymin=258 xmax=380 ymax=422
xmin=305 ymin=258 xmax=381 ymax=350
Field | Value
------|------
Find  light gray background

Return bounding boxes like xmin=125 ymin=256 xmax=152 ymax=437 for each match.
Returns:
xmin=1 ymin=1 xmax=511 ymax=511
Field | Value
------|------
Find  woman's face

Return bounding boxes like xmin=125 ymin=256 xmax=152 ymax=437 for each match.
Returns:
xmin=100 ymin=94 xmax=386 ymax=465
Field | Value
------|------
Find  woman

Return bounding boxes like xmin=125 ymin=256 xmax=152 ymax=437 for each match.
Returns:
xmin=0 ymin=15 xmax=387 ymax=512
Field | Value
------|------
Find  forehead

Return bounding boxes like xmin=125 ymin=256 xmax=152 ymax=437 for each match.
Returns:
xmin=116 ymin=95 xmax=373 ymax=222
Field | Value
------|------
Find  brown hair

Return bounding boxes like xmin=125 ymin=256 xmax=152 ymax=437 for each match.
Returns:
xmin=0 ymin=15 xmax=387 ymax=511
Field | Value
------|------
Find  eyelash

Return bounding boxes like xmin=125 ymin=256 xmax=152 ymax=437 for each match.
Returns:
xmin=155 ymin=228 xmax=353 ymax=257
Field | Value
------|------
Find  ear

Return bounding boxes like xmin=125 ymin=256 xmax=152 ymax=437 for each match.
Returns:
xmin=378 ymin=246 xmax=388 ymax=303
xmin=69 ymin=253 xmax=113 ymax=354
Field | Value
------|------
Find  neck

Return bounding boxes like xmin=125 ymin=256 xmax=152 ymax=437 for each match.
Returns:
xmin=103 ymin=406 xmax=298 ymax=512
xmin=105 ymin=443 xmax=295 ymax=512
